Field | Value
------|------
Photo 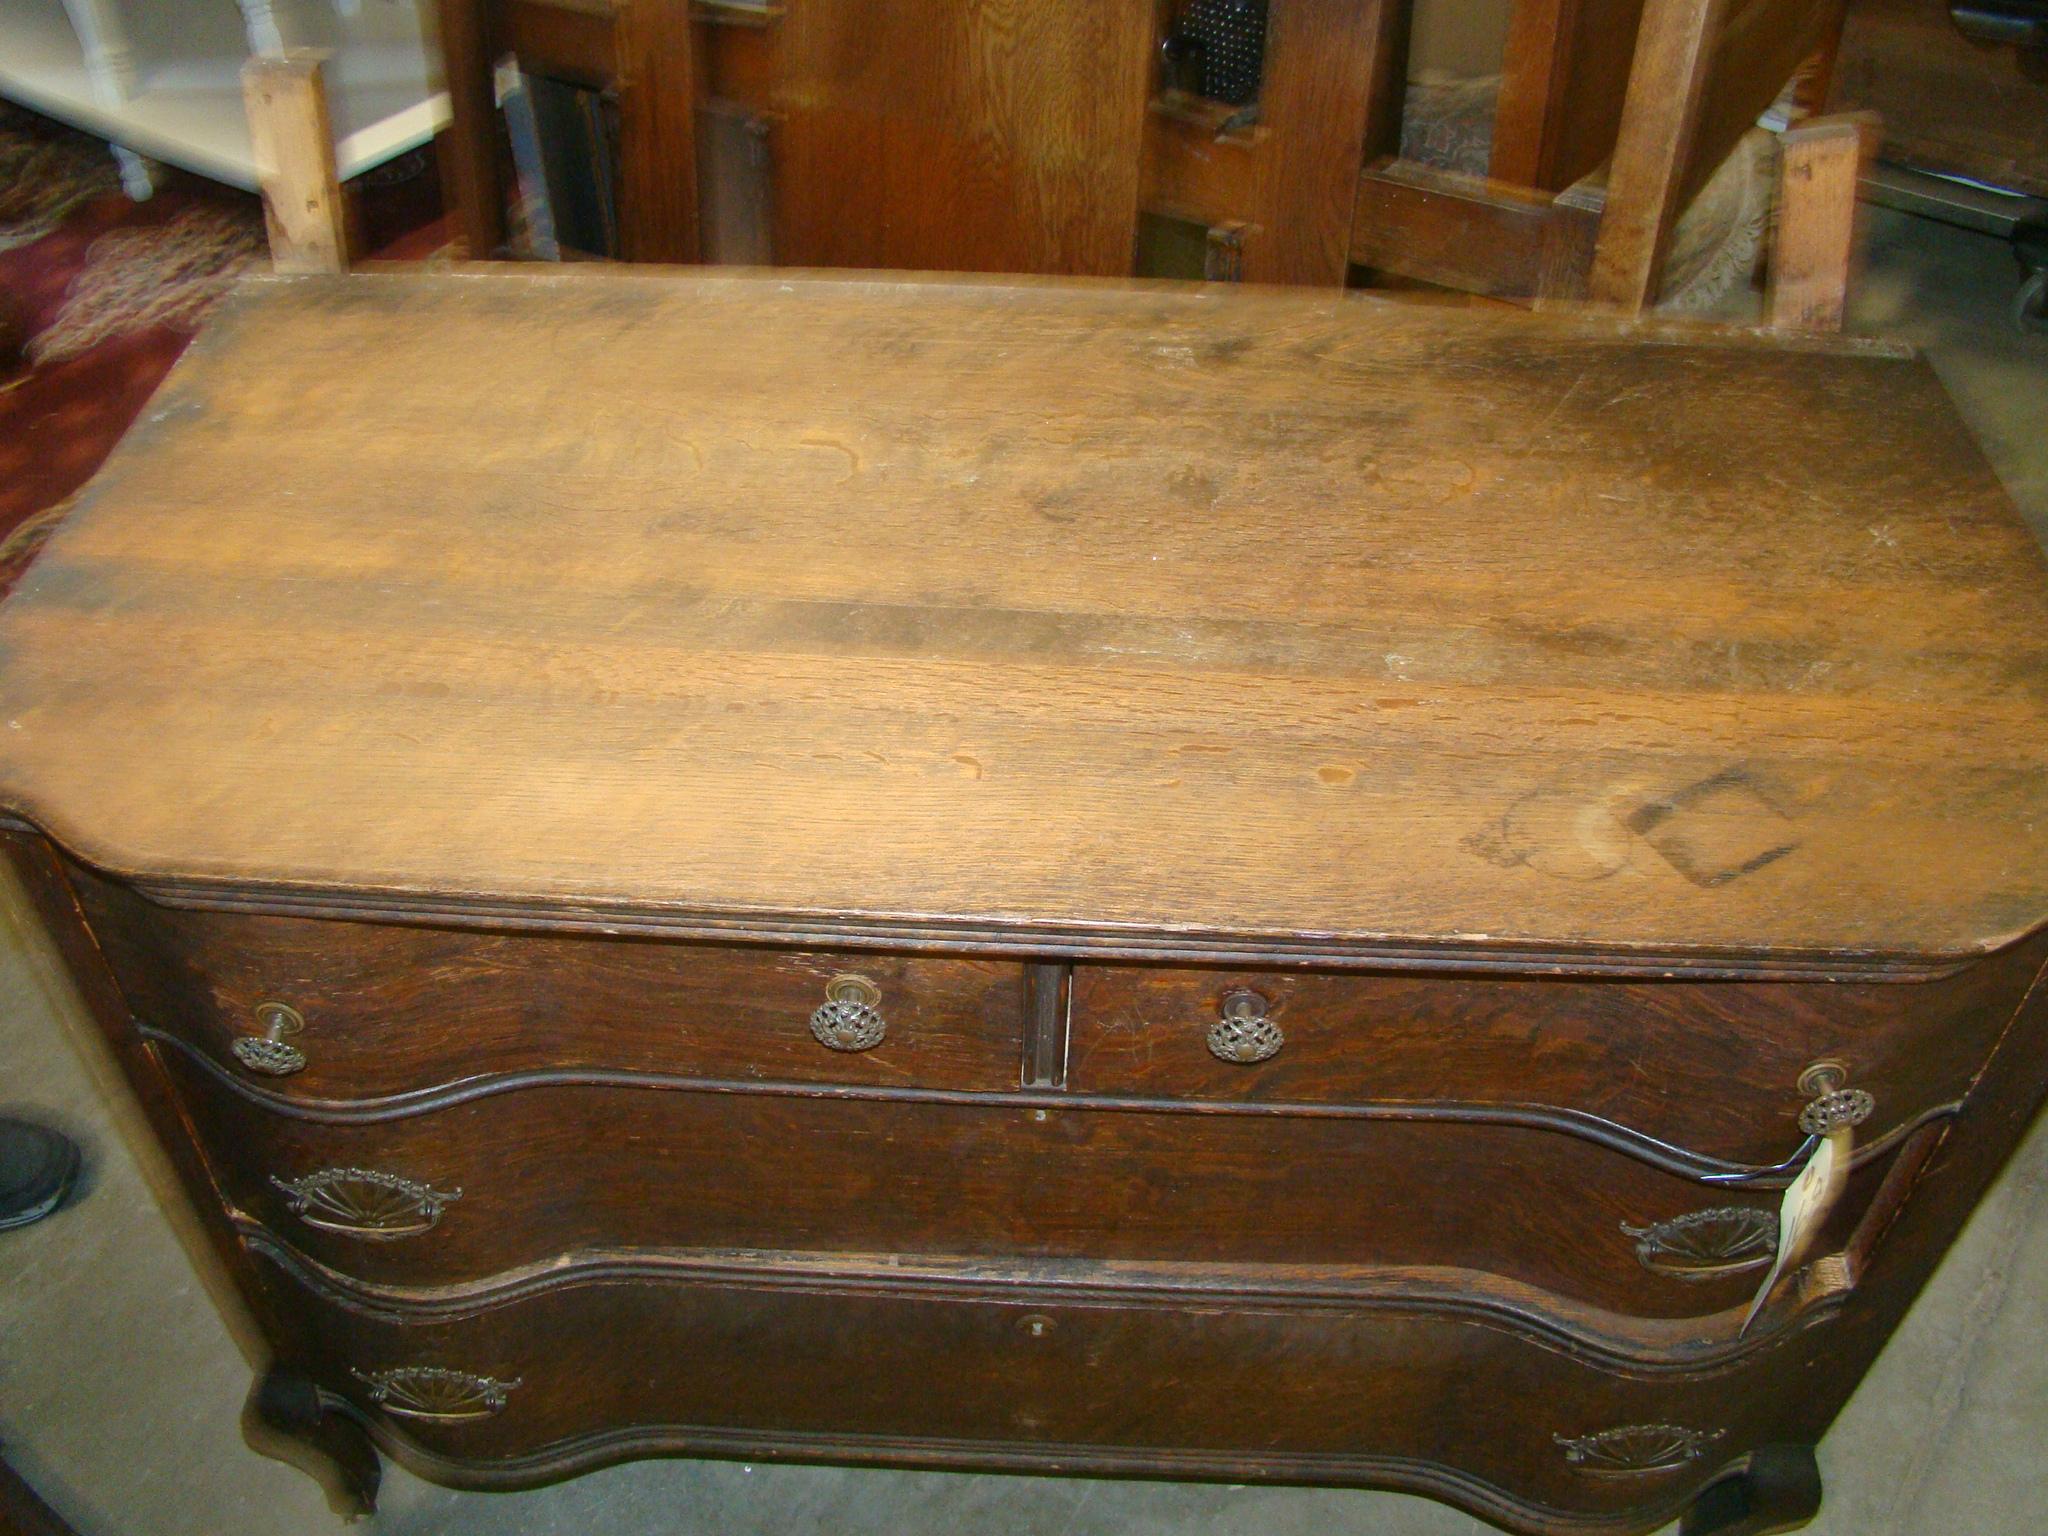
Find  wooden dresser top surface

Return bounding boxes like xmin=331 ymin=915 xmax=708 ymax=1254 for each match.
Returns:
xmin=2 ymin=270 xmax=2045 ymax=971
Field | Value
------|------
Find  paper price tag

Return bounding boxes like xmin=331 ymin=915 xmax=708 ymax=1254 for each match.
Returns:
xmin=1740 ymin=1127 xmax=1849 ymax=1336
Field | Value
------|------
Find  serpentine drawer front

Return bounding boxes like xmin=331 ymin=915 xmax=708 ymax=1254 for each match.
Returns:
xmin=4 ymin=271 xmax=2048 ymax=1536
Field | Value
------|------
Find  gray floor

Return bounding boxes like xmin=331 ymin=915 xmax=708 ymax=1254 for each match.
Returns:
xmin=4 ymin=206 xmax=2046 ymax=1536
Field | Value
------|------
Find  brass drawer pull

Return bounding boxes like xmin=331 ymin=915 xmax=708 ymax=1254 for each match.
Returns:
xmin=271 ymin=1167 xmax=462 ymax=1240
xmin=1207 ymin=989 xmax=1282 ymax=1064
xmin=351 ymin=1365 xmax=521 ymax=1421
xmin=231 ymin=1001 xmax=307 ymax=1076
xmin=1797 ymin=1061 xmax=1874 ymax=1136
xmin=810 ymin=974 xmax=887 ymax=1052
xmin=1555 ymin=1423 xmax=1725 ymax=1476
xmin=1621 ymin=1207 xmax=1778 ymax=1280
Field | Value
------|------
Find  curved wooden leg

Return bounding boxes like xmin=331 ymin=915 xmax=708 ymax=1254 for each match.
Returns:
xmin=1681 ymin=1444 xmax=1822 ymax=1536
xmin=244 ymin=1366 xmax=380 ymax=1518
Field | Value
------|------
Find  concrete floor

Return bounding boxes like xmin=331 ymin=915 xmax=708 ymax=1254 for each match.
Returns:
xmin=3 ymin=206 xmax=2046 ymax=1536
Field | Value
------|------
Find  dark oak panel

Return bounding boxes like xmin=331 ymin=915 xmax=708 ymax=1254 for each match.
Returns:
xmin=253 ymin=1258 xmax=1819 ymax=1529
xmin=1068 ymin=943 xmax=2041 ymax=1165
xmin=765 ymin=0 xmax=1154 ymax=275
xmin=76 ymin=871 xmax=1028 ymax=1099
xmin=165 ymin=1051 xmax=1895 ymax=1323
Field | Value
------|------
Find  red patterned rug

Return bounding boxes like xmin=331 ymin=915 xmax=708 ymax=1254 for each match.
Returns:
xmin=0 ymin=103 xmax=445 ymax=596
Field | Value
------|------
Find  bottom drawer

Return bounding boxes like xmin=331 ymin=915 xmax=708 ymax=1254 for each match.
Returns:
xmin=253 ymin=1253 xmax=1807 ymax=1533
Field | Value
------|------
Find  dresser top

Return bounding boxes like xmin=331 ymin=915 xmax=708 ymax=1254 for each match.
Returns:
xmin=1 ymin=271 xmax=2045 ymax=971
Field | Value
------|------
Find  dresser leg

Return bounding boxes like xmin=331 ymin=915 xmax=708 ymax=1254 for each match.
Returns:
xmin=244 ymin=1367 xmax=381 ymax=1518
xmin=1680 ymin=1444 xmax=1822 ymax=1536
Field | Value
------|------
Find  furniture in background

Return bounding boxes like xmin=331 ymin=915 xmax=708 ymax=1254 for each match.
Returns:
xmin=431 ymin=0 xmax=1868 ymax=314
xmin=4 ymin=265 xmax=2048 ymax=1536
xmin=0 ymin=0 xmax=446 ymax=199
xmin=1833 ymin=0 xmax=2046 ymax=196
xmin=1828 ymin=0 xmax=2048 ymax=329
xmin=1342 ymin=0 xmax=1852 ymax=310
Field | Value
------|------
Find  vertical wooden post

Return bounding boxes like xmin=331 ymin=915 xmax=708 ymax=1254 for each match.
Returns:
xmin=1768 ymin=112 xmax=1878 ymax=333
xmin=616 ymin=0 xmax=700 ymax=263
xmin=242 ymin=51 xmax=348 ymax=274
xmin=435 ymin=0 xmax=506 ymax=260
xmin=1586 ymin=0 xmax=1725 ymax=313
xmin=1241 ymin=0 xmax=1408 ymax=286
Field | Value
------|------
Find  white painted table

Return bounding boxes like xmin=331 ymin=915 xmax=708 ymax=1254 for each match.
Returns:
xmin=0 ymin=0 xmax=448 ymax=196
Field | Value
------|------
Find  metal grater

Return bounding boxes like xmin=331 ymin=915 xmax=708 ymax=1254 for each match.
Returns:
xmin=1175 ymin=0 xmax=1268 ymax=106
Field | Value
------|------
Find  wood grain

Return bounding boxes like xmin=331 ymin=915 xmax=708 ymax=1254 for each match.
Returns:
xmin=249 ymin=1253 xmax=1809 ymax=1528
xmin=1 ymin=271 xmax=2045 ymax=966
xmin=615 ymin=0 xmax=700 ymax=263
xmin=1588 ymin=0 xmax=1726 ymax=310
xmin=1491 ymin=0 xmax=1650 ymax=194
xmin=1241 ymin=0 xmax=1407 ymax=286
xmin=75 ymin=864 xmax=1029 ymax=1098
xmin=1350 ymin=160 xmax=1601 ymax=301
xmin=1066 ymin=941 xmax=2039 ymax=1164
xmin=171 ymin=1052 xmax=1850 ymax=1317
xmin=765 ymin=0 xmax=1154 ymax=275
xmin=241 ymin=52 xmax=348 ymax=275
xmin=1768 ymin=113 xmax=1878 ymax=333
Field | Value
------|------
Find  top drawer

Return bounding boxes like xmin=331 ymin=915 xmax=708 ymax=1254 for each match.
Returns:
xmin=1067 ymin=948 xmax=2043 ymax=1168
xmin=73 ymin=871 xmax=1028 ymax=1100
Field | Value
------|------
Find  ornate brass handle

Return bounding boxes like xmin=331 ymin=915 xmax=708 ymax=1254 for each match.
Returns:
xmin=231 ymin=1001 xmax=307 ymax=1076
xmin=1207 ymin=989 xmax=1283 ymax=1063
xmin=271 ymin=1167 xmax=461 ymax=1239
xmin=810 ymin=974 xmax=887 ymax=1052
xmin=1797 ymin=1061 xmax=1874 ymax=1135
xmin=1621 ymin=1206 xmax=1778 ymax=1280
xmin=351 ymin=1365 xmax=520 ymax=1421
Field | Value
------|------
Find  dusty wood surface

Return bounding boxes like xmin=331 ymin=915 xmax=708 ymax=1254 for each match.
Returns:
xmin=241 ymin=52 xmax=348 ymax=275
xmin=0 ymin=270 xmax=2044 ymax=964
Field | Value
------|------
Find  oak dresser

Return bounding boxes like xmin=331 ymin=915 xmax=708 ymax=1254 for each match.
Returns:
xmin=5 ymin=271 xmax=2048 ymax=1536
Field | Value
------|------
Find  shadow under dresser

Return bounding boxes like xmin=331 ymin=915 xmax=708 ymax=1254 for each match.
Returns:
xmin=2 ymin=269 xmax=2046 ymax=1536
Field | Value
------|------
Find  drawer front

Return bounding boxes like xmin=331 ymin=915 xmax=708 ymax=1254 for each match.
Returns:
xmin=75 ymin=870 xmax=1028 ymax=1096
xmin=1067 ymin=955 xmax=2038 ymax=1166
xmin=166 ymin=1054 xmax=1876 ymax=1323
xmin=257 ymin=1259 xmax=1791 ymax=1525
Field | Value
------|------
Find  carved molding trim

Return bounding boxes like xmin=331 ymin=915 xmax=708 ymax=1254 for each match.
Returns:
xmin=1621 ymin=1207 xmax=1778 ymax=1279
xmin=1554 ymin=1424 xmax=1725 ymax=1476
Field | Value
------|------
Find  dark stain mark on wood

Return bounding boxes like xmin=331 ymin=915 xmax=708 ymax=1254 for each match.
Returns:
xmin=1627 ymin=769 xmax=1800 ymax=888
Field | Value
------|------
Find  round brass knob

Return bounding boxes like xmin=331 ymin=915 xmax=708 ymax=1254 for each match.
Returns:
xmin=810 ymin=974 xmax=887 ymax=1052
xmin=231 ymin=1001 xmax=307 ymax=1076
xmin=1207 ymin=989 xmax=1282 ymax=1064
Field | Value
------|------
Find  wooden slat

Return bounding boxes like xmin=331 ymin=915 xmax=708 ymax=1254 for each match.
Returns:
xmin=1491 ymin=0 xmax=1650 ymax=193
xmin=1587 ymin=0 xmax=1726 ymax=311
xmin=1241 ymin=0 xmax=1408 ymax=285
xmin=0 ymin=271 xmax=2044 ymax=963
xmin=435 ymin=0 xmax=507 ymax=259
xmin=1139 ymin=99 xmax=1264 ymax=232
xmin=1350 ymin=160 xmax=1601 ymax=302
xmin=615 ymin=0 xmax=700 ymax=262
xmin=1769 ymin=111 xmax=1878 ymax=332
xmin=1683 ymin=0 xmax=1846 ymax=209
xmin=241 ymin=52 xmax=348 ymax=275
